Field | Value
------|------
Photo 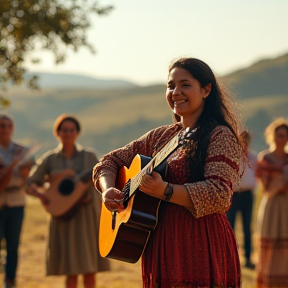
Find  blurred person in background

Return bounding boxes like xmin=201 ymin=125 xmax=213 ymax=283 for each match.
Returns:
xmin=0 ymin=113 xmax=34 ymax=288
xmin=26 ymin=114 xmax=109 ymax=288
xmin=256 ymin=117 xmax=288 ymax=288
xmin=227 ymin=130 xmax=257 ymax=269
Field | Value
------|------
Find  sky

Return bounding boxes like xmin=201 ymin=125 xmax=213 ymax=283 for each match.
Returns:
xmin=26 ymin=0 xmax=288 ymax=86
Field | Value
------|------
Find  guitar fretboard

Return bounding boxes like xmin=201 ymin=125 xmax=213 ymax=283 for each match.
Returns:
xmin=122 ymin=133 xmax=179 ymax=200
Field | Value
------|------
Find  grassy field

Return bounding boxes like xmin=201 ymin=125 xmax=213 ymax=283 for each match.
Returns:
xmin=0 ymin=193 xmax=262 ymax=288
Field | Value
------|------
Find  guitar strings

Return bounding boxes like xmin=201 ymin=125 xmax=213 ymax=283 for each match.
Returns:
xmin=121 ymin=134 xmax=179 ymax=203
xmin=120 ymin=128 xmax=197 ymax=204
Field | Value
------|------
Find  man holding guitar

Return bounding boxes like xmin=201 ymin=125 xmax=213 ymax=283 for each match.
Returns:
xmin=0 ymin=113 xmax=35 ymax=288
xmin=93 ymin=58 xmax=246 ymax=288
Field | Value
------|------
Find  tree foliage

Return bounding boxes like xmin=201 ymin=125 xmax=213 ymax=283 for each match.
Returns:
xmin=0 ymin=0 xmax=113 ymax=107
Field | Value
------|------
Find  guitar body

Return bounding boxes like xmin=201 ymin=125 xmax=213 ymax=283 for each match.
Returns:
xmin=0 ymin=145 xmax=40 ymax=193
xmin=44 ymin=169 xmax=90 ymax=218
xmin=99 ymin=154 xmax=167 ymax=263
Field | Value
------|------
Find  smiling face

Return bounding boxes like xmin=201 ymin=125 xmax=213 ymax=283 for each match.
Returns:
xmin=166 ymin=67 xmax=211 ymax=125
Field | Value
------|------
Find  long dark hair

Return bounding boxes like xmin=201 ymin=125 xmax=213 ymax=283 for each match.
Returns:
xmin=169 ymin=58 xmax=243 ymax=181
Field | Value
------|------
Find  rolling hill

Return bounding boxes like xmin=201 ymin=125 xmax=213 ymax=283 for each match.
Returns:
xmin=4 ymin=53 xmax=288 ymax=157
xmin=223 ymin=53 xmax=288 ymax=99
xmin=24 ymin=72 xmax=139 ymax=89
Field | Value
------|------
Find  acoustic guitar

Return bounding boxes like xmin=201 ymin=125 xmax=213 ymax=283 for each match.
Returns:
xmin=0 ymin=145 xmax=40 ymax=192
xmin=0 ymin=159 xmax=20 ymax=192
xmin=99 ymin=132 xmax=184 ymax=263
xmin=34 ymin=169 xmax=92 ymax=218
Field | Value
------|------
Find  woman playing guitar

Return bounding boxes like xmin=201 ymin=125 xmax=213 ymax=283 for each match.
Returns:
xmin=93 ymin=58 xmax=246 ymax=288
xmin=27 ymin=114 xmax=110 ymax=288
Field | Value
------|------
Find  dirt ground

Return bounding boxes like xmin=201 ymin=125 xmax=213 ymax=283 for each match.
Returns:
xmin=0 ymin=196 xmax=258 ymax=288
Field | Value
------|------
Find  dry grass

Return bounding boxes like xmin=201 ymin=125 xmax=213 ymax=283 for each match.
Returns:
xmin=0 ymin=193 xmax=261 ymax=288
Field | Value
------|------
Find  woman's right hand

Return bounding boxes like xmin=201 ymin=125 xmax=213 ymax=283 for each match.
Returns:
xmin=102 ymin=187 xmax=125 ymax=212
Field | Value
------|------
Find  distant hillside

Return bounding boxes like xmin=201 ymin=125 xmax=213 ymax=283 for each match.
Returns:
xmin=223 ymin=53 xmax=288 ymax=99
xmin=25 ymin=72 xmax=139 ymax=89
xmin=26 ymin=53 xmax=288 ymax=96
xmin=4 ymin=52 xmax=288 ymax=157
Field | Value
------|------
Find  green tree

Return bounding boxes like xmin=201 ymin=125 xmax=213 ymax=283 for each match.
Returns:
xmin=0 ymin=0 xmax=113 ymax=107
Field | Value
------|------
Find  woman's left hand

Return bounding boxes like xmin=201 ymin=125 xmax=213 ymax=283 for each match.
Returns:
xmin=139 ymin=171 xmax=167 ymax=199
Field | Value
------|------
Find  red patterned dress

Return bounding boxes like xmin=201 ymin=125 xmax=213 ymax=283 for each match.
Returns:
xmin=93 ymin=123 xmax=242 ymax=288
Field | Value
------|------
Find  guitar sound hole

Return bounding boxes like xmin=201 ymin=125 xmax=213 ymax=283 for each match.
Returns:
xmin=59 ymin=179 xmax=75 ymax=196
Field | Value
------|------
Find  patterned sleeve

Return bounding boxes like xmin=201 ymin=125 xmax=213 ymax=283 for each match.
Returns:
xmin=184 ymin=126 xmax=242 ymax=218
xmin=93 ymin=124 xmax=179 ymax=192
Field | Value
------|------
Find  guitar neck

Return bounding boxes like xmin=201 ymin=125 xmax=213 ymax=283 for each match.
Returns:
xmin=126 ymin=134 xmax=179 ymax=198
